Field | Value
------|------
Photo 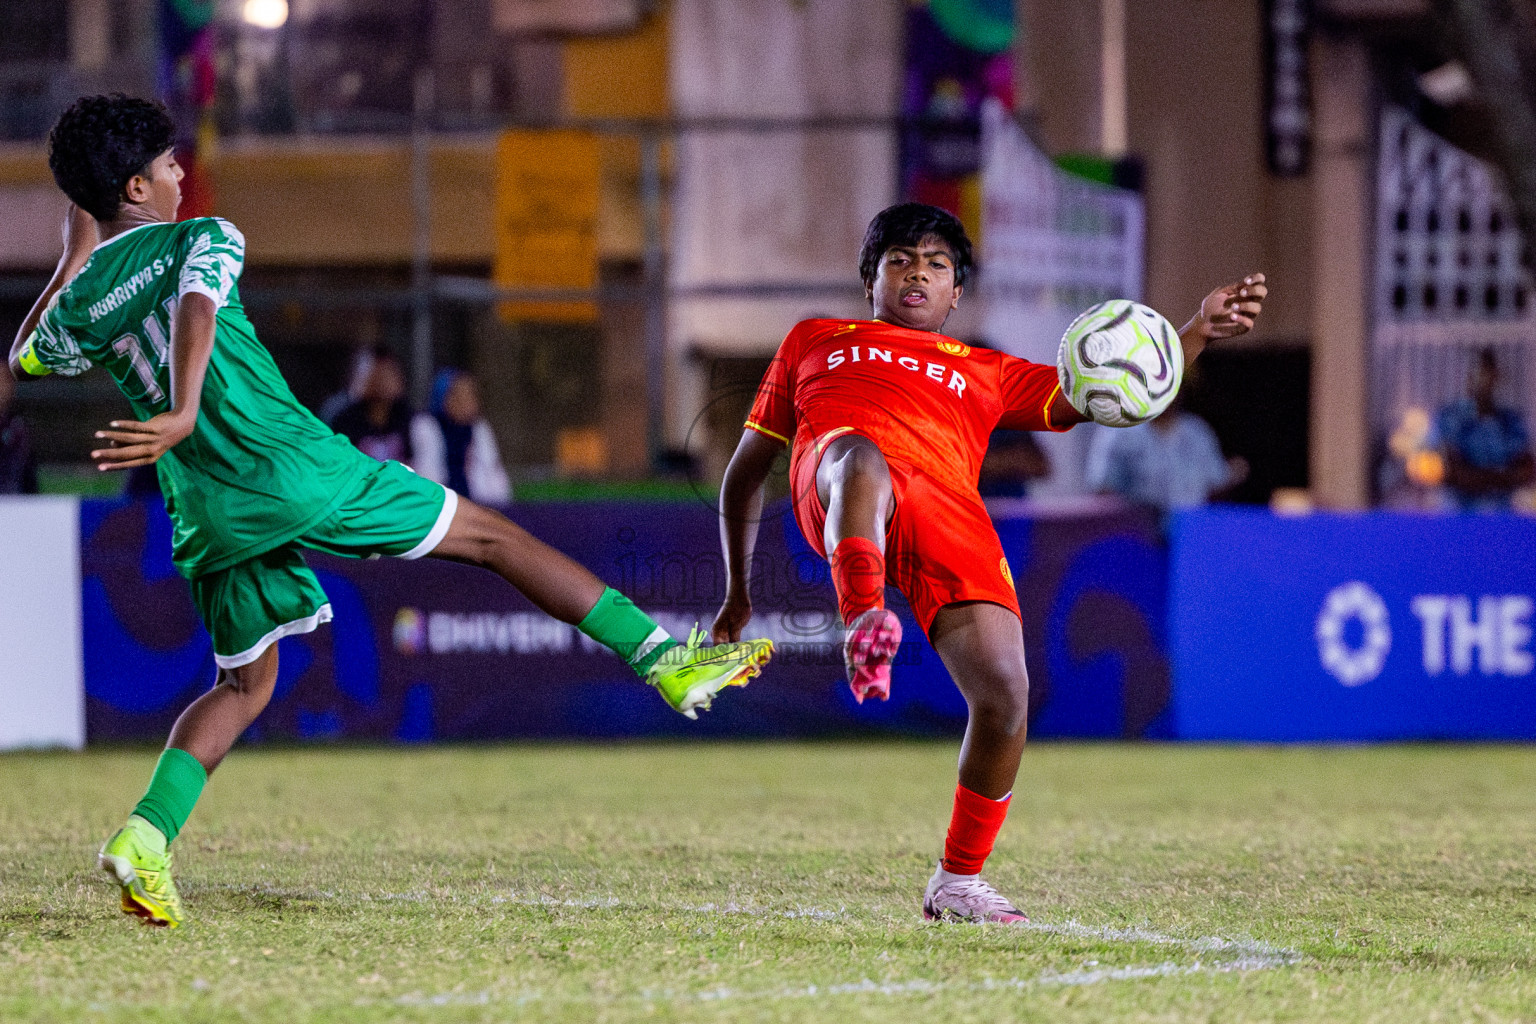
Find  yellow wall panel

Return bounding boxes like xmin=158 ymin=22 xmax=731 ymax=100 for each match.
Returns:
xmin=0 ymin=146 xmax=50 ymax=187
xmin=207 ymin=138 xmax=498 ymax=265
xmin=0 ymin=129 xmax=647 ymax=267
xmin=563 ymin=7 xmax=669 ymax=118
xmin=562 ymin=8 xmax=671 ymax=261
xmin=493 ymin=129 xmax=601 ymax=321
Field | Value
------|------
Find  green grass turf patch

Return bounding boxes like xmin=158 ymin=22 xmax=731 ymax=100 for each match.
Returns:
xmin=1 ymin=742 xmax=1534 ymax=1022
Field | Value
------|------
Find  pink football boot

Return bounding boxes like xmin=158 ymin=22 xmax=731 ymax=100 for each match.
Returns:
xmin=843 ymin=607 xmax=902 ymax=703
xmin=922 ymin=864 xmax=1029 ymax=924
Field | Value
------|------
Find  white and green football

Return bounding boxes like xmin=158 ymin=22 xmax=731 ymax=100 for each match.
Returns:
xmin=1056 ymin=299 xmax=1183 ymax=427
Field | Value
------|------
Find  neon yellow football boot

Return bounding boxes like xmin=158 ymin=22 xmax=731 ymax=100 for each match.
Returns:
xmin=98 ymin=816 xmax=184 ymax=928
xmin=646 ymin=626 xmax=773 ymax=719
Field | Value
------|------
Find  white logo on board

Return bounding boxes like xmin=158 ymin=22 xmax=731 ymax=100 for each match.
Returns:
xmin=1410 ymin=595 xmax=1534 ymax=676
xmin=1316 ymin=582 xmax=1392 ymax=686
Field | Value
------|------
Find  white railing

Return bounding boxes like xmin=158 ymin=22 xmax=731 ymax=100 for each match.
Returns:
xmin=1373 ymin=107 xmax=1535 ymax=435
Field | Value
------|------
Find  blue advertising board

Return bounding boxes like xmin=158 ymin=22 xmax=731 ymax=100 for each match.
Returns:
xmin=1168 ymin=507 xmax=1536 ymax=740
xmin=80 ymin=498 xmax=1169 ymax=744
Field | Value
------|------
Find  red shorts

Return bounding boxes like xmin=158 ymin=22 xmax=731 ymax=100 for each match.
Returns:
xmin=791 ymin=428 xmax=1022 ymax=634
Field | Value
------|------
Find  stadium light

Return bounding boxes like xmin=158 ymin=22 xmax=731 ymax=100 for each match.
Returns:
xmin=242 ymin=0 xmax=288 ymax=30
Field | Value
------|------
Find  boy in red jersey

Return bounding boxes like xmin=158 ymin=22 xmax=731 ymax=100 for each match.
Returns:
xmin=712 ymin=203 xmax=1266 ymax=922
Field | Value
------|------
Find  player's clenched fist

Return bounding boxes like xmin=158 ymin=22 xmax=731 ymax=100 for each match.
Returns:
xmin=711 ymin=591 xmax=753 ymax=644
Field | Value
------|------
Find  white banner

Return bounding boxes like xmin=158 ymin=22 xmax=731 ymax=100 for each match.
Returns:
xmin=980 ymin=99 xmax=1146 ymax=494
xmin=0 ymin=497 xmax=84 ymax=750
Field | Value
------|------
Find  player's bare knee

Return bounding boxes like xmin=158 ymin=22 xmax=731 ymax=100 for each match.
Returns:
xmin=968 ymin=666 xmax=1030 ymax=736
xmin=833 ymin=443 xmax=890 ymax=489
xmin=974 ymin=698 xmax=1028 ymax=738
xmin=440 ymin=499 xmax=509 ymax=566
xmin=826 ymin=446 xmax=894 ymax=523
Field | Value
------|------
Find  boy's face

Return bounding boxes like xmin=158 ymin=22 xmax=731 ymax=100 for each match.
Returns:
xmin=121 ymin=149 xmax=184 ymax=222
xmin=444 ymin=376 xmax=480 ymax=424
xmin=365 ymin=359 xmax=405 ymax=404
xmin=867 ymin=233 xmax=962 ymax=332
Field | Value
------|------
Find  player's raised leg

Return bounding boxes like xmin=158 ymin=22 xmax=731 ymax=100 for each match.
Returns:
xmin=815 ymin=433 xmax=902 ymax=702
xmin=100 ymin=644 xmax=280 ymax=928
xmin=430 ymin=498 xmax=772 ymax=718
xmin=920 ymin=600 xmax=1031 ymax=923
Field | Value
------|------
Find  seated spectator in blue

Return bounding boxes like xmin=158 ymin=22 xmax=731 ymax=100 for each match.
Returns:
xmin=1086 ymin=397 xmax=1247 ymax=516
xmin=411 ymin=368 xmax=511 ymax=505
xmin=331 ymin=346 xmax=413 ymax=464
xmin=1436 ymin=348 xmax=1534 ymax=511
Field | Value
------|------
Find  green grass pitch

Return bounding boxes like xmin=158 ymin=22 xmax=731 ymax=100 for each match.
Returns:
xmin=2 ymin=742 xmax=1535 ymax=1022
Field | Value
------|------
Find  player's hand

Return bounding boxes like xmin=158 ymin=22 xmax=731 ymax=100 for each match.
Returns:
xmin=90 ymin=412 xmax=196 ymax=471
xmin=711 ymin=591 xmax=753 ymax=644
xmin=1195 ymin=273 xmax=1267 ymax=341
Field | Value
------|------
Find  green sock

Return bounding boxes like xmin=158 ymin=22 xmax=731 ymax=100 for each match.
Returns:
xmin=577 ymin=588 xmax=678 ymax=676
xmin=130 ymin=748 xmax=208 ymax=845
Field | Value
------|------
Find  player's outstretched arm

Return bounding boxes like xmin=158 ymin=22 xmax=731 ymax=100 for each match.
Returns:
xmin=712 ymin=428 xmax=784 ymax=642
xmin=1178 ymin=273 xmax=1267 ymax=367
xmin=1045 ymin=274 xmax=1269 ymax=428
xmin=8 ymin=205 xmax=97 ymax=381
xmin=90 ymin=292 xmax=216 ymax=471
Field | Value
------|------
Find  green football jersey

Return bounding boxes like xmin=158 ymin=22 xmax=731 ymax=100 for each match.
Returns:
xmin=21 ymin=218 xmax=372 ymax=577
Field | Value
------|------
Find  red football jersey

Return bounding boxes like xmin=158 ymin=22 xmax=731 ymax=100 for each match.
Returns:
xmin=746 ymin=318 xmax=1069 ymax=495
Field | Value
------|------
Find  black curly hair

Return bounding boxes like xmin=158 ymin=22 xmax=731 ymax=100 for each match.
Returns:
xmin=857 ymin=202 xmax=974 ymax=290
xmin=48 ymin=94 xmax=175 ymax=221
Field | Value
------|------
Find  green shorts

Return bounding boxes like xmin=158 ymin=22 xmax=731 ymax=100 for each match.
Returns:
xmin=189 ymin=459 xmax=456 ymax=669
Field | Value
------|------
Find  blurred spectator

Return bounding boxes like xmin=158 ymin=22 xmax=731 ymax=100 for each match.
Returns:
xmin=0 ymin=372 xmax=37 ymax=494
xmin=319 ymin=346 xmax=376 ymax=426
xmin=1436 ymin=349 xmax=1534 ymax=512
xmin=1376 ymin=406 xmax=1447 ymax=510
xmin=978 ymin=429 xmax=1051 ymax=497
xmin=410 ymin=369 xmax=511 ymax=505
xmin=1086 ymin=399 xmax=1247 ymax=516
xmin=331 ymin=346 xmax=414 ymax=464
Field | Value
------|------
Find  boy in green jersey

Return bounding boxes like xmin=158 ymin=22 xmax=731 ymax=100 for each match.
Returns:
xmin=9 ymin=95 xmax=773 ymax=929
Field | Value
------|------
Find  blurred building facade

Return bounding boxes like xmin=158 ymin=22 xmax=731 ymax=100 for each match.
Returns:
xmin=0 ymin=0 xmax=1529 ymax=508
xmin=1021 ymin=0 xmax=1533 ymax=508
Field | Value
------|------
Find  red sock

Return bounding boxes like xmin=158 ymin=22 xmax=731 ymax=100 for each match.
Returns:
xmin=829 ymin=537 xmax=885 ymax=626
xmin=941 ymin=783 xmax=1012 ymax=875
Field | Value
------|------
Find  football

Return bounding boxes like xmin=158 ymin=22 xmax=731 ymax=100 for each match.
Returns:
xmin=1056 ymin=300 xmax=1184 ymax=427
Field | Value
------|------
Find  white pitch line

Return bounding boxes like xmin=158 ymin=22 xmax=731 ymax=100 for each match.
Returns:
xmin=212 ymin=883 xmax=1302 ymax=976
xmin=1021 ymin=919 xmax=1299 ymax=965
xmin=251 ymin=887 xmax=1299 ymax=963
xmin=680 ymin=953 xmax=1297 ymax=1005
xmin=382 ymin=954 xmax=1295 ymax=1013
xmin=1036 ymin=955 xmax=1294 ymax=986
